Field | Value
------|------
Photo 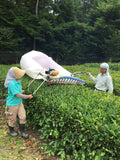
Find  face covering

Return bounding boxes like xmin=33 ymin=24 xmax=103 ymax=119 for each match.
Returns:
xmin=100 ymin=63 xmax=109 ymax=76
xmin=4 ymin=68 xmax=17 ymax=88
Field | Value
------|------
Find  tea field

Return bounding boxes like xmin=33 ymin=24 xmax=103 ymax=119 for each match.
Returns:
xmin=0 ymin=63 xmax=120 ymax=160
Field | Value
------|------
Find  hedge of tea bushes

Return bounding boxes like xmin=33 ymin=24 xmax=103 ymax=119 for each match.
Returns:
xmin=23 ymin=81 xmax=120 ymax=160
xmin=1 ymin=64 xmax=120 ymax=159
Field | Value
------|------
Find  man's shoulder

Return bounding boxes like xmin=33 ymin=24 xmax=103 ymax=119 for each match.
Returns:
xmin=8 ymin=80 xmax=17 ymax=87
xmin=97 ymin=73 xmax=101 ymax=77
xmin=107 ymin=75 xmax=112 ymax=80
xmin=9 ymin=80 xmax=17 ymax=84
xmin=99 ymin=74 xmax=112 ymax=79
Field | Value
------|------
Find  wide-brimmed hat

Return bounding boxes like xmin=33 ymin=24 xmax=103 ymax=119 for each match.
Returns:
xmin=12 ymin=67 xmax=25 ymax=79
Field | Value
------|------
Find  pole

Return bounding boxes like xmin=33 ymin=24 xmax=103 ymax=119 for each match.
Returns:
xmin=32 ymin=79 xmax=46 ymax=95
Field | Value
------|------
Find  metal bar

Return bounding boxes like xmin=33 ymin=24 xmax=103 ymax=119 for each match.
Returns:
xmin=24 ymin=72 xmax=41 ymax=90
xmin=32 ymin=79 xmax=46 ymax=95
xmin=72 ymin=71 xmax=87 ymax=77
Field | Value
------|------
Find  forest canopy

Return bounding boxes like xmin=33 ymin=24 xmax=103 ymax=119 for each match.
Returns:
xmin=0 ymin=0 xmax=120 ymax=64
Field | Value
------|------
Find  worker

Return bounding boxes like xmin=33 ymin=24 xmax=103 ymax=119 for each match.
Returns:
xmin=87 ymin=63 xmax=113 ymax=93
xmin=4 ymin=67 xmax=33 ymax=138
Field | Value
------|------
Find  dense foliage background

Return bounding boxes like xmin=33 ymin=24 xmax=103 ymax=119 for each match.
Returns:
xmin=0 ymin=0 xmax=120 ymax=64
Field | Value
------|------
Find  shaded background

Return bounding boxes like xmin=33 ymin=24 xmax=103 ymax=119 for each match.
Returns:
xmin=0 ymin=0 xmax=120 ymax=64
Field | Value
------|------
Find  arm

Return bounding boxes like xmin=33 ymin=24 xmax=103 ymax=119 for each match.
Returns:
xmin=90 ymin=75 xmax=97 ymax=83
xmin=9 ymin=82 xmax=33 ymax=99
xmin=107 ymin=77 xmax=113 ymax=93
xmin=87 ymin=72 xmax=97 ymax=83
xmin=16 ymin=93 xmax=33 ymax=99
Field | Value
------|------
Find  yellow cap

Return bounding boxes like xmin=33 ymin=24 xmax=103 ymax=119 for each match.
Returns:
xmin=12 ymin=67 xmax=25 ymax=79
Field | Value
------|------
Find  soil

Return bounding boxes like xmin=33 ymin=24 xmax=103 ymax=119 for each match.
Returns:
xmin=0 ymin=99 xmax=59 ymax=160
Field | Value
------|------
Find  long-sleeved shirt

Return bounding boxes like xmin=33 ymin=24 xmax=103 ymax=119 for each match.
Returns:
xmin=90 ymin=73 xmax=113 ymax=93
xmin=16 ymin=93 xmax=30 ymax=99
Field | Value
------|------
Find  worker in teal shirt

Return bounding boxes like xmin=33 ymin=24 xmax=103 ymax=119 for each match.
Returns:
xmin=7 ymin=80 xmax=23 ymax=106
xmin=4 ymin=67 xmax=33 ymax=138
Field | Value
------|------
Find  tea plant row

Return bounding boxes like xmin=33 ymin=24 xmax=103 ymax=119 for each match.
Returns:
xmin=0 ymin=63 xmax=120 ymax=159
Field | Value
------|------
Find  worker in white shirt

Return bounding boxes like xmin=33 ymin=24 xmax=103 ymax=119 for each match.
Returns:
xmin=87 ymin=63 xmax=113 ymax=93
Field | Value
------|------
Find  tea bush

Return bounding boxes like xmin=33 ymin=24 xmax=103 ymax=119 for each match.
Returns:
xmin=1 ymin=63 xmax=120 ymax=160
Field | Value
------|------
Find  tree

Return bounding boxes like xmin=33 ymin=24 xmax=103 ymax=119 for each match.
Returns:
xmin=86 ymin=0 xmax=120 ymax=62
xmin=1 ymin=0 xmax=120 ymax=64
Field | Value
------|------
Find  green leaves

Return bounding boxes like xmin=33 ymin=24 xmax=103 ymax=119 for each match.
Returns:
xmin=1 ymin=63 xmax=120 ymax=159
